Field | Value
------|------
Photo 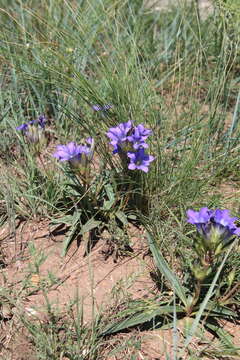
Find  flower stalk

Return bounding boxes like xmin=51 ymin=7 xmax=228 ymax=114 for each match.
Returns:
xmin=187 ymin=280 xmax=202 ymax=315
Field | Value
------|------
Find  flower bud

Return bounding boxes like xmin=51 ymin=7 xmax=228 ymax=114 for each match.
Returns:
xmin=214 ymin=242 xmax=223 ymax=256
xmin=192 ymin=264 xmax=212 ymax=281
xmin=16 ymin=115 xmax=47 ymax=149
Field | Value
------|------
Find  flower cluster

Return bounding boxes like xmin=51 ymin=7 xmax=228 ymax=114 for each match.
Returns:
xmin=106 ymin=121 xmax=154 ymax=173
xmin=53 ymin=138 xmax=94 ymax=168
xmin=16 ymin=115 xmax=46 ymax=144
xmin=187 ymin=207 xmax=240 ymax=245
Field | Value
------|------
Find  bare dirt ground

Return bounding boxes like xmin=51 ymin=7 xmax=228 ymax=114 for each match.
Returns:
xmin=0 ymin=220 xmax=158 ymax=359
xmin=1 ymin=218 xmax=240 ymax=360
xmin=0 ymin=221 xmax=154 ymax=321
xmin=0 ymin=220 xmax=196 ymax=360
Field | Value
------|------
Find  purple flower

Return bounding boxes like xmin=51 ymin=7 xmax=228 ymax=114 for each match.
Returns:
xmin=106 ymin=120 xmax=133 ymax=154
xmin=53 ymin=139 xmax=94 ymax=167
xmin=127 ymin=148 xmax=155 ymax=173
xmin=16 ymin=123 xmax=28 ymax=132
xmin=106 ymin=121 xmax=154 ymax=172
xmin=37 ymin=115 xmax=46 ymax=129
xmin=187 ymin=207 xmax=214 ymax=241
xmin=16 ymin=115 xmax=46 ymax=133
xmin=92 ymin=104 xmax=112 ymax=111
xmin=53 ymin=142 xmax=83 ymax=162
xmin=86 ymin=137 xmax=94 ymax=146
xmin=187 ymin=207 xmax=240 ymax=244
xmin=127 ymin=124 xmax=152 ymax=150
xmin=213 ymin=209 xmax=240 ymax=238
xmin=16 ymin=115 xmax=46 ymax=144
xmin=187 ymin=207 xmax=213 ymax=225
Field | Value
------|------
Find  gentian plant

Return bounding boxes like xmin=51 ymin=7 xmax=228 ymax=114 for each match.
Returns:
xmin=52 ymin=134 xmax=133 ymax=257
xmin=53 ymin=138 xmax=94 ymax=187
xmin=127 ymin=124 xmax=152 ymax=150
xmin=50 ymin=118 xmax=155 ymax=256
xmin=106 ymin=120 xmax=133 ymax=154
xmin=102 ymin=207 xmax=240 ymax=343
xmin=16 ymin=115 xmax=47 ymax=153
xmin=127 ymin=148 xmax=155 ymax=173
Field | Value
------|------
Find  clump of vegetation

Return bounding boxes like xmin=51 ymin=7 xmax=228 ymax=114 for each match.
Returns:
xmin=1 ymin=0 xmax=240 ymax=358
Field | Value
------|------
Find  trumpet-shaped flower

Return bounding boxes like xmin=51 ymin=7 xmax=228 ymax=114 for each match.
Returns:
xmin=36 ymin=115 xmax=46 ymax=129
xmin=213 ymin=209 xmax=240 ymax=239
xmin=187 ymin=207 xmax=240 ymax=244
xmin=16 ymin=123 xmax=29 ymax=132
xmin=187 ymin=207 xmax=213 ymax=226
xmin=53 ymin=139 xmax=94 ymax=168
xmin=127 ymin=148 xmax=155 ymax=173
xmin=53 ymin=142 xmax=86 ymax=162
xmin=127 ymin=124 xmax=152 ymax=150
xmin=106 ymin=121 xmax=154 ymax=172
xmin=106 ymin=120 xmax=133 ymax=153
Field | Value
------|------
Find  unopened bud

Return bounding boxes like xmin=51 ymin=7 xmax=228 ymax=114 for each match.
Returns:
xmin=192 ymin=264 xmax=212 ymax=281
xmin=214 ymin=242 xmax=223 ymax=256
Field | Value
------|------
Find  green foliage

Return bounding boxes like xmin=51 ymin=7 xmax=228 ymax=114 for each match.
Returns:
xmin=215 ymin=0 xmax=240 ymax=29
xmin=20 ymin=295 xmax=104 ymax=360
xmin=1 ymin=0 xmax=240 ymax=358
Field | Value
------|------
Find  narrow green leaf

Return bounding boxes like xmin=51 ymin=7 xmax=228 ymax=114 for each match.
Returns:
xmin=105 ymin=183 xmax=115 ymax=201
xmin=226 ymin=88 xmax=240 ymax=151
xmin=80 ymin=218 xmax=101 ymax=235
xmin=101 ymin=305 xmax=183 ymax=336
xmin=115 ymin=210 xmax=128 ymax=225
xmin=127 ymin=214 xmax=137 ymax=220
xmin=61 ymin=211 xmax=82 ymax=257
xmin=203 ymin=301 xmax=236 ymax=318
xmin=102 ymin=184 xmax=115 ymax=210
xmin=205 ymin=323 xmax=240 ymax=355
xmin=147 ymin=232 xmax=188 ymax=307
xmin=51 ymin=214 xmax=76 ymax=227
xmin=61 ymin=224 xmax=79 ymax=257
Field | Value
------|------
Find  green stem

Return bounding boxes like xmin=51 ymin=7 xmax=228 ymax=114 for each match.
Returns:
xmin=187 ymin=280 xmax=202 ymax=315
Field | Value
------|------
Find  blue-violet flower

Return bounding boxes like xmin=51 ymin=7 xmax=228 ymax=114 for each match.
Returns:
xmin=16 ymin=115 xmax=46 ymax=143
xmin=127 ymin=148 xmax=155 ymax=173
xmin=187 ymin=207 xmax=240 ymax=244
xmin=106 ymin=120 xmax=133 ymax=154
xmin=127 ymin=124 xmax=152 ymax=150
xmin=53 ymin=139 xmax=94 ymax=168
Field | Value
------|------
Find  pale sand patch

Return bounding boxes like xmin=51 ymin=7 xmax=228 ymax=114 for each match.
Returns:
xmin=145 ymin=0 xmax=214 ymax=20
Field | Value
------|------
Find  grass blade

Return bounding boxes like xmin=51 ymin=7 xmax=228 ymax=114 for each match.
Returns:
xmin=147 ymin=232 xmax=188 ymax=308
